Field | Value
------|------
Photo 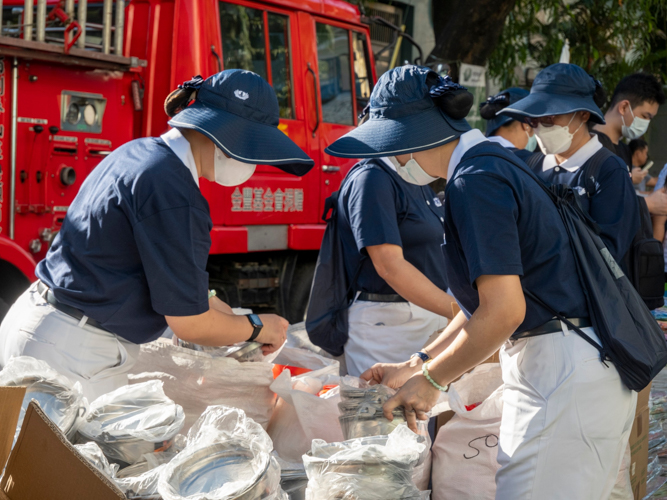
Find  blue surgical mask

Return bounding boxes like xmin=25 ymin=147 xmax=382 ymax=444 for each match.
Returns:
xmin=525 ymin=130 xmax=538 ymax=152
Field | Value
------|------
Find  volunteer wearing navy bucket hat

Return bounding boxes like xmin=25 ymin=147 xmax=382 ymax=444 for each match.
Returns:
xmin=499 ymin=63 xmax=640 ymax=269
xmin=479 ymin=88 xmax=538 ymax=161
xmin=353 ymin=65 xmax=635 ymax=499
xmin=307 ymin=66 xmax=462 ymax=376
xmin=0 ymin=70 xmax=312 ymax=400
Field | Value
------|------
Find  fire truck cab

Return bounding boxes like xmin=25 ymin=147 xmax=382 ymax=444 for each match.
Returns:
xmin=0 ymin=0 xmax=376 ymax=322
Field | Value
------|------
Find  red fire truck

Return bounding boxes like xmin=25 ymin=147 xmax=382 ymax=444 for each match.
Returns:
xmin=0 ymin=0 xmax=377 ymax=322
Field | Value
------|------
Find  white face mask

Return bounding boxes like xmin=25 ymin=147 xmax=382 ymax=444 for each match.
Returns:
xmin=525 ymin=130 xmax=538 ymax=152
xmin=390 ymin=154 xmax=439 ymax=186
xmin=214 ymin=147 xmax=256 ymax=186
xmin=621 ymin=106 xmax=650 ymax=140
xmin=535 ymin=113 xmax=585 ymax=155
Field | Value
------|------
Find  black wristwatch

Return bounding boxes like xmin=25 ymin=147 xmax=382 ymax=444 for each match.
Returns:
xmin=246 ymin=314 xmax=263 ymax=342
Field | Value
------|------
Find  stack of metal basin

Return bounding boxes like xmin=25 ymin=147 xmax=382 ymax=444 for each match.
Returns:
xmin=338 ymin=385 xmax=406 ymax=440
xmin=159 ymin=440 xmax=283 ymax=499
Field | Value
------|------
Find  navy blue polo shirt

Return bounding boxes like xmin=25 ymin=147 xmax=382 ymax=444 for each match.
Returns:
xmin=338 ymin=159 xmax=448 ymax=295
xmin=443 ymin=142 xmax=588 ymax=334
xmin=36 ymin=137 xmax=212 ymax=343
xmin=532 ymin=152 xmax=639 ymax=265
xmin=508 ymin=147 xmax=535 ymax=162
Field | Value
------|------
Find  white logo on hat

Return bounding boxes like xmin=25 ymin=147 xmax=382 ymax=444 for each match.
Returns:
xmin=234 ymin=89 xmax=249 ymax=100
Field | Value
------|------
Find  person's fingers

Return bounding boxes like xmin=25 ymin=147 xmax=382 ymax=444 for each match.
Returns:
xmin=416 ymin=410 xmax=429 ymax=422
xmin=360 ymin=367 xmax=375 ymax=382
xmin=383 ymin=394 xmax=401 ymax=421
xmin=404 ymin=405 xmax=418 ymax=432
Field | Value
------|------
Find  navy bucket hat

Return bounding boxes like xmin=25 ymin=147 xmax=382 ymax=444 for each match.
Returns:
xmin=325 ymin=65 xmax=473 ymax=158
xmin=498 ymin=63 xmax=605 ymax=124
xmin=480 ymin=87 xmax=529 ymax=137
xmin=168 ymin=70 xmax=314 ymax=176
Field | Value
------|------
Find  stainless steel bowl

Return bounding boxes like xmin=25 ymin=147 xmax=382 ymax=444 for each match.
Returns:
xmin=281 ymin=478 xmax=307 ymax=500
xmin=338 ymin=409 xmax=406 ymax=440
xmin=163 ymin=441 xmax=275 ymax=499
xmin=339 ymin=386 xmax=392 ymax=404
xmin=80 ymin=402 xmax=182 ymax=465
xmin=176 ymin=340 xmax=263 ymax=362
xmin=8 ymin=378 xmax=82 ymax=440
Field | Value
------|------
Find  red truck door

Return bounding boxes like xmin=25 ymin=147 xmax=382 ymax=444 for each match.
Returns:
xmin=205 ymin=0 xmax=320 ymax=254
xmin=299 ymin=13 xmax=373 ymax=203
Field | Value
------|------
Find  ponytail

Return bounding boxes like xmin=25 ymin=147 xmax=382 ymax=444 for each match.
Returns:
xmin=479 ymin=93 xmax=510 ymax=120
xmin=163 ymin=75 xmax=205 ymax=118
xmin=426 ymin=72 xmax=474 ymax=120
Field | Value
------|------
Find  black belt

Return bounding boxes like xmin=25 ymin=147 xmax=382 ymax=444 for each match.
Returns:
xmin=513 ymin=317 xmax=591 ymax=340
xmin=37 ymin=281 xmax=109 ymax=332
xmin=357 ymin=292 xmax=407 ymax=303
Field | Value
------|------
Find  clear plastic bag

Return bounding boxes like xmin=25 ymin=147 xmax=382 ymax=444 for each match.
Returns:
xmin=158 ymin=405 xmax=287 ymax=500
xmin=128 ymin=339 xmax=276 ymax=431
xmin=75 ymin=441 xmax=120 ymax=478
xmin=0 ymin=356 xmax=86 ymax=444
xmin=116 ymin=463 xmax=168 ymax=499
xmin=303 ymin=425 xmax=428 ymax=500
xmin=78 ymin=380 xmax=185 ymax=466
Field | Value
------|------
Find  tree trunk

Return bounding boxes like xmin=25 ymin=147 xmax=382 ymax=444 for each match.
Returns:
xmin=430 ymin=0 xmax=516 ymax=78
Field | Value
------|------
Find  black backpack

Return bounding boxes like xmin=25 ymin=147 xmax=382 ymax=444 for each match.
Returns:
xmin=486 ymin=145 xmax=667 ymax=391
xmin=527 ymin=149 xmax=665 ymax=310
xmin=305 ymin=160 xmax=408 ymax=357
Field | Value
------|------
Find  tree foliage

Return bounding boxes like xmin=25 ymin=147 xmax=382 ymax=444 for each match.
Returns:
xmin=487 ymin=0 xmax=667 ymax=96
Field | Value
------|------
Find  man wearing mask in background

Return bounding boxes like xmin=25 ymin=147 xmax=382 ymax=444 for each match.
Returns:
xmin=594 ymin=73 xmax=667 ymax=216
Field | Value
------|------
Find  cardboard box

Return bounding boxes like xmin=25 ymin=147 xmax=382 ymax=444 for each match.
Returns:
xmin=0 ymin=386 xmax=125 ymax=500
xmin=629 ymin=407 xmax=649 ymax=500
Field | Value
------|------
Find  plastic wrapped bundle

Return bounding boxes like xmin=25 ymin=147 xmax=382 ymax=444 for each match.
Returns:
xmin=175 ymin=339 xmax=264 ymax=363
xmin=337 ymin=377 xmax=428 ymax=441
xmin=0 ymin=356 xmax=86 ymax=444
xmin=128 ymin=339 xmax=276 ymax=431
xmin=158 ymin=405 xmax=287 ymax=500
xmin=303 ymin=425 xmax=429 ymax=500
xmin=75 ymin=441 xmax=120 ymax=478
xmin=78 ymin=380 xmax=185 ymax=466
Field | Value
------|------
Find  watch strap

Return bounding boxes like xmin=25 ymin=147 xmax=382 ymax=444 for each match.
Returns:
xmin=410 ymin=351 xmax=430 ymax=363
xmin=246 ymin=314 xmax=263 ymax=342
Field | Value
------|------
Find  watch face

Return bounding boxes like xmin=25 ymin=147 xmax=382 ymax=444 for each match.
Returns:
xmin=249 ymin=314 xmax=263 ymax=328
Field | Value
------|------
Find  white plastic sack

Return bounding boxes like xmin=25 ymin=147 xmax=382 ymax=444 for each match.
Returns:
xmin=432 ymin=363 xmax=504 ymax=500
xmin=304 ymin=425 xmax=429 ymax=500
xmin=79 ymin=380 xmax=185 ymax=465
xmin=128 ymin=339 xmax=276 ymax=431
xmin=0 ymin=356 xmax=86 ymax=444
xmin=158 ymin=405 xmax=287 ymax=500
xmin=267 ymin=369 xmax=343 ymax=462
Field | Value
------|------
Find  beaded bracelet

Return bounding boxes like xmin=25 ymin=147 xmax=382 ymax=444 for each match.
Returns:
xmin=422 ymin=361 xmax=449 ymax=392
xmin=208 ymin=289 xmax=217 ymax=299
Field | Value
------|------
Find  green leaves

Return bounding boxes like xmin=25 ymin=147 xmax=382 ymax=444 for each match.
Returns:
xmin=488 ymin=0 xmax=666 ymax=97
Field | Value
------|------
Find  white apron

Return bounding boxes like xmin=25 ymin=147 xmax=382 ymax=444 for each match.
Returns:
xmin=495 ymin=324 xmax=636 ymax=500
xmin=344 ymin=298 xmax=448 ymax=377
xmin=0 ymin=282 xmax=139 ymax=401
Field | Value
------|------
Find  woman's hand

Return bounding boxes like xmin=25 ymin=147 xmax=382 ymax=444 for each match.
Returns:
xmin=209 ymin=296 xmax=234 ymax=314
xmin=360 ymin=358 xmax=423 ymax=389
xmin=255 ymin=314 xmax=289 ymax=354
xmin=383 ymin=375 xmax=440 ymax=432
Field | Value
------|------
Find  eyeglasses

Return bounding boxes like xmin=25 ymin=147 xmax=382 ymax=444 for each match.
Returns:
xmin=524 ymin=116 xmax=558 ymax=128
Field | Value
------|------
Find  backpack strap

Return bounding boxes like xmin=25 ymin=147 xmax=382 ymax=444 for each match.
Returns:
xmin=525 ymin=151 xmax=545 ymax=170
xmin=581 ymin=147 xmax=615 ymax=198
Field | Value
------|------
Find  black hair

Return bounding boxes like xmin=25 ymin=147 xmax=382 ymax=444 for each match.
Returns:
xmin=426 ymin=72 xmax=474 ymax=120
xmin=629 ymin=138 xmax=648 ymax=155
xmin=479 ymin=93 xmax=510 ymax=120
xmin=592 ymin=80 xmax=607 ymax=109
xmin=164 ymin=88 xmax=197 ymax=118
xmin=609 ymin=73 xmax=666 ymax=109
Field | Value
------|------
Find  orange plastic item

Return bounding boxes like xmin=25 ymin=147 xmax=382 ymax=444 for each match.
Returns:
xmin=272 ymin=364 xmax=312 ymax=379
xmin=317 ymin=384 xmax=338 ymax=397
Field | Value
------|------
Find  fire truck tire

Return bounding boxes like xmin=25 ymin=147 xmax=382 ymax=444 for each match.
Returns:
xmin=285 ymin=260 xmax=316 ymax=324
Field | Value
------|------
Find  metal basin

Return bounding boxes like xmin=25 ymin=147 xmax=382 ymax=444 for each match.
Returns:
xmin=162 ymin=441 xmax=275 ymax=499
xmin=79 ymin=401 xmax=182 ymax=466
xmin=338 ymin=407 xmax=406 ymax=440
xmin=176 ymin=340 xmax=263 ymax=362
xmin=8 ymin=378 xmax=82 ymax=442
